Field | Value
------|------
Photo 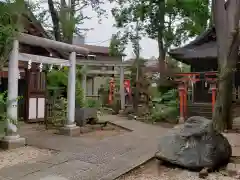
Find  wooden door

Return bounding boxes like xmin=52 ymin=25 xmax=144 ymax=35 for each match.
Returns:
xmin=25 ymin=70 xmax=46 ymax=122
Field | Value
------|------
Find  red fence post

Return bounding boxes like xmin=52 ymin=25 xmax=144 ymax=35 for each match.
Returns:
xmin=183 ymin=83 xmax=188 ymax=119
xmin=178 ymin=83 xmax=185 ymax=123
xmin=210 ymin=83 xmax=217 ymax=113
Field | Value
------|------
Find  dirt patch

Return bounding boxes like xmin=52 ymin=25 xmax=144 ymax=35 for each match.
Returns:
xmin=117 ymin=159 xmax=236 ymax=180
xmin=79 ymin=124 xmax=126 ymax=140
xmin=0 ymin=146 xmax=54 ymax=169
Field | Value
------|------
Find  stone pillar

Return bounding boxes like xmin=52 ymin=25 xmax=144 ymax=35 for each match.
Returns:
xmin=82 ymin=73 xmax=87 ymax=102
xmin=59 ymin=52 xmax=80 ymax=136
xmin=0 ymin=40 xmax=26 ymax=149
xmin=120 ymin=66 xmax=125 ymax=110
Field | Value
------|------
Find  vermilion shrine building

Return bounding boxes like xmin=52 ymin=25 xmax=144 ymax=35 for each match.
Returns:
xmin=169 ymin=27 xmax=240 ymax=121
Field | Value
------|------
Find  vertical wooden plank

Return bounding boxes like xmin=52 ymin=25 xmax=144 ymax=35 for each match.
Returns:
xmin=24 ymin=69 xmax=30 ymax=122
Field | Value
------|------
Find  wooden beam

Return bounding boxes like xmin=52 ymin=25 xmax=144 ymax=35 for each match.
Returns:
xmin=18 ymin=33 xmax=89 ymax=55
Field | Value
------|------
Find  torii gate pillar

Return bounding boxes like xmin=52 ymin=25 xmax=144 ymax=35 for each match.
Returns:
xmin=59 ymin=51 xmax=80 ymax=136
xmin=0 ymin=40 xmax=26 ymax=150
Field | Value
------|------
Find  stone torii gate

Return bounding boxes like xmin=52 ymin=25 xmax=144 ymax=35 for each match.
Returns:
xmin=1 ymin=33 xmax=89 ymax=149
xmin=0 ymin=33 xmax=130 ymax=149
xmin=76 ymin=59 xmax=132 ymax=109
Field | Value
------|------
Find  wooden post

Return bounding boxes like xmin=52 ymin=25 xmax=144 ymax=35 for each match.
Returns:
xmin=178 ymin=83 xmax=185 ymax=123
xmin=210 ymin=83 xmax=217 ymax=113
xmin=183 ymin=83 xmax=188 ymax=119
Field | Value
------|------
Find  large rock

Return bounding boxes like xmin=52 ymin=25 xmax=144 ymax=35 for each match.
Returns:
xmin=155 ymin=116 xmax=232 ymax=170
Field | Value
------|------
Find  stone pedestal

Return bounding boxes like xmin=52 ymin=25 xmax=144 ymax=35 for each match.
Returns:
xmin=118 ymin=109 xmax=125 ymax=117
xmin=59 ymin=124 xmax=80 ymax=136
xmin=178 ymin=117 xmax=185 ymax=124
xmin=0 ymin=135 xmax=26 ymax=150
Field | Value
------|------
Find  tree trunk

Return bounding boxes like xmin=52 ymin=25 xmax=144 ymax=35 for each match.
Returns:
xmin=212 ymin=0 xmax=240 ymax=131
xmin=48 ymin=0 xmax=61 ymax=41
xmin=157 ymin=1 xmax=166 ymax=77
xmin=213 ymin=40 xmax=239 ymax=131
xmin=132 ymin=21 xmax=141 ymax=115
xmin=213 ymin=68 xmax=233 ymax=131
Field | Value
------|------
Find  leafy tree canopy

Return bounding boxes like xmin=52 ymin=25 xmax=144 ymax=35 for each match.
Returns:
xmin=111 ymin=0 xmax=210 ymax=61
xmin=0 ymin=0 xmax=26 ymax=67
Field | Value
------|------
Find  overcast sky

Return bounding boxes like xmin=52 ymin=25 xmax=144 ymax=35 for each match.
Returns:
xmin=81 ymin=2 xmax=159 ymax=60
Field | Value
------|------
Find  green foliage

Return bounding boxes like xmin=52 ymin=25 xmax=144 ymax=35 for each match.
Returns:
xmin=111 ymin=0 xmax=210 ymax=51
xmin=109 ymin=32 xmax=128 ymax=56
xmin=0 ymin=0 xmax=25 ymax=68
xmin=84 ymin=98 xmax=100 ymax=108
xmin=46 ymin=66 xmax=86 ymax=107
xmin=0 ymin=91 xmax=22 ymax=128
xmin=151 ymin=105 xmax=178 ymax=123
xmin=51 ymin=97 xmax=67 ymax=127
xmin=151 ymin=89 xmax=178 ymax=123
xmin=47 ymin=69 xmax=68 ymax=88
xmin=76 ymin=83 xmax=84 ymax=107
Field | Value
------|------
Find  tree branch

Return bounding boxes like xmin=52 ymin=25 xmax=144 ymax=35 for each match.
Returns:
xmin=48 ymin=0 xmax=61 ymax=41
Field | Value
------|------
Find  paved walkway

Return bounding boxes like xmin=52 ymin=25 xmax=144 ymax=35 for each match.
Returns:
xmin=0 ymin=115 xmax=169 ymax=180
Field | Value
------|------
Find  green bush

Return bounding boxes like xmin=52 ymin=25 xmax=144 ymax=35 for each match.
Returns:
xmin=150 ymin=89 xmax=179 ymax=123
xmin=84 ymin=98 xmax=100 ymax=108
xmin=51 ymin=97 xmax=67 ymax=127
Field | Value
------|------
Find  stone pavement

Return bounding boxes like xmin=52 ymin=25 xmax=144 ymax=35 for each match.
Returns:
xmin=0 ymin=115 xmax=169 ymax=180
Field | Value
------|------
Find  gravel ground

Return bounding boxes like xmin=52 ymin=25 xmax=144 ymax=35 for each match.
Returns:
xmin=80 ymin=124 xmax=126 ymax=140
xmin=117 ymin=160 xmax=236 ymax=180
xmin=0 ymin=146 xmax=53 ymax=169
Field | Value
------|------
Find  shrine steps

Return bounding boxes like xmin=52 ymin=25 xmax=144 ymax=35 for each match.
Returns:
xmin=187 ymin=103 xmax=212 ymax=119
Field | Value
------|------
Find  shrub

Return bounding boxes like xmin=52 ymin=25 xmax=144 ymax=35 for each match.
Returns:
xmin=51 ymin=97 xmax=67 ymax=127
xmin=84 ymin=98 xmax=100 ymax=108
xmin=150 ymin=89 xmax=179 ymax=123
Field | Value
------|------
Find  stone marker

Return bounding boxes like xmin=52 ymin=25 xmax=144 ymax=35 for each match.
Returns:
xmin=155 ymin=116 xmax=232 ymax=171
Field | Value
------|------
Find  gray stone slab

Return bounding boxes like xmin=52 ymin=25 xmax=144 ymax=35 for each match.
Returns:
xmin=0 ymin=162 xmax=51 ymax=179
xmin=73 ymin=143 xmax=137 ymax=165
xmin=20 ymin=160 xmax=93 ymax=180
xmin=40 ymin=152 xmax=74 ymax=165
xmin=68 ymin=158 xmax=129 ymax=180
xmin=99 ymin=153 xmax=155 ymax=180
